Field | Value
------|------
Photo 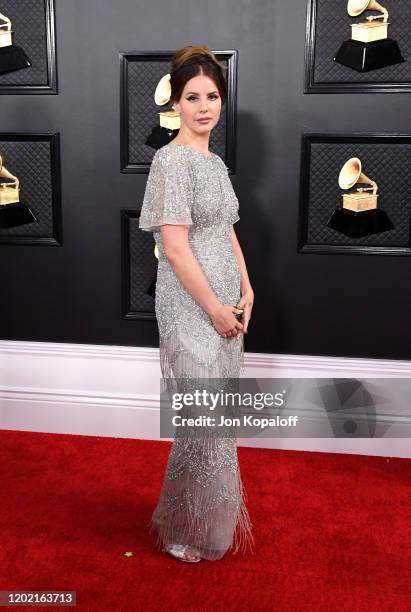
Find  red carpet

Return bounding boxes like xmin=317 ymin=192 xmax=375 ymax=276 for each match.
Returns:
xmin=0 ymin=429 xmax=410 ymax=611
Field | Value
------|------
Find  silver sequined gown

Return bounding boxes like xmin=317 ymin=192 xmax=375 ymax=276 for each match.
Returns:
xmin=139 ymin=142 xmax=254 ymax=560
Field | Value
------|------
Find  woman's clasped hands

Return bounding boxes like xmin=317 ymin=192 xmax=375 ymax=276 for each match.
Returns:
xmin=210 ymin=286 xmax=254 ymax=340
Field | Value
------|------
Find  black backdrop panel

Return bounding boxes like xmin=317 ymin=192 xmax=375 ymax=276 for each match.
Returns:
xmin=120 ymin=51 xmax=237 ymax=173
xmin=0 ymin=0 xmax=57 ymax=93
xmin=4 ymin=0 xmax=411 ymax=359
xmin=122 ymin=210 xmax=156 ymax=321
xmin=0 ymin=133 xmax=61 ymax=245
xmin=298 ymin=134 xmax=411 ymax=255
xmin=305 ymin=0 xmax=411 ymax=91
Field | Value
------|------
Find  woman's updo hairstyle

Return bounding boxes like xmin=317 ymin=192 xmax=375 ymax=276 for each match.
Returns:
xmin=170 ymin=45 xmax=227 ymax=106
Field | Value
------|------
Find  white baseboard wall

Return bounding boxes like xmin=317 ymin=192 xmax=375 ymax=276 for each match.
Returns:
xmin=0 ymin=340 xmax=410 ymax=458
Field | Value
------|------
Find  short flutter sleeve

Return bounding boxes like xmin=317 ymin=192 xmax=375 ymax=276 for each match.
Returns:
xmin=139 ymin=147 xmax=195 ymax=233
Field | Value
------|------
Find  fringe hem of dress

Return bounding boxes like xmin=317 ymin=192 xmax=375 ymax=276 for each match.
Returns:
xmin=149 ymin=326 xmax=253 ymax=561
xmin=146 ymin=465 xmax=255 ymax=561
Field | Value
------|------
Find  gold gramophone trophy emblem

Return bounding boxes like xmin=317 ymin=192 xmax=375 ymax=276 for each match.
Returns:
xmin=145 ymin=73 xmax=181 ymax=150
xmin=339 ymin=157 xmax=378 ymax=212
xmin=334 ymin=0 xmax=404 ymax=72
xmin=0 ymin=12 xmax=31 ymax=75
xmin=327 ymin=157 xmax=394 ymax=237
xmin=0 ymin=154 xmax=37 ymax=228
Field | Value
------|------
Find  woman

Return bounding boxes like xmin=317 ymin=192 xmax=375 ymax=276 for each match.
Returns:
xmin=139 ymin=45 xmax=255 ymax=562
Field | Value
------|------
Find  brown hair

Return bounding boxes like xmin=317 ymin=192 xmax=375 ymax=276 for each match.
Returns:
xmin=170 ymin=45 xmax=227 ymax=106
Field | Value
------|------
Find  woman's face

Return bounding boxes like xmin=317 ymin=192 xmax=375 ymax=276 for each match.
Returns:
xmin=172 ymin=73 xmax=222 ymax=135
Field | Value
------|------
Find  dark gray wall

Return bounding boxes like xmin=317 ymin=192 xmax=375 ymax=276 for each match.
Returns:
xmin=2 ymin=0 xmax=411 ymax=360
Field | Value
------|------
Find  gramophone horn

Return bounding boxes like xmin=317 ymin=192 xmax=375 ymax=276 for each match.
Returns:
xmin=154 ymin=73 xmax=171 ymax=106
xmin=338 ymin=157 xmax=378 ymax=194
xmin=338 ymin=157 xmax=361 ymax=189
xmin=347 ymin=0 xmax=387 ymax=18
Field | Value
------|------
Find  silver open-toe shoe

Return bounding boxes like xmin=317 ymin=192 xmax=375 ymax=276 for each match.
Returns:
xmin=166 ymin=544 xmax=202 ymax=563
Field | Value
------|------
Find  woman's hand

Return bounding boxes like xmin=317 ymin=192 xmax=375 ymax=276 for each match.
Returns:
xmin=233 ymin=286 xmax=254 ymax=338
xmin=210 ymin=303 xmax=244 ymax=339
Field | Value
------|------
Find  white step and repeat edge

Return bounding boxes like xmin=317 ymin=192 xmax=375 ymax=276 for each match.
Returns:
xmin=0 ymin=340 xmax=410 ymax=458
